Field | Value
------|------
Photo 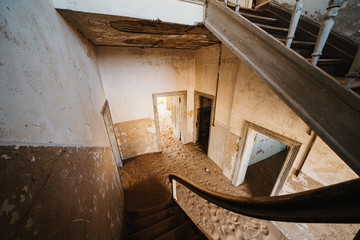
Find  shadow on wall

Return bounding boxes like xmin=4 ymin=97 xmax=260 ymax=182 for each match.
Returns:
xmin=0 ymin=145 xmax=124 ymax=240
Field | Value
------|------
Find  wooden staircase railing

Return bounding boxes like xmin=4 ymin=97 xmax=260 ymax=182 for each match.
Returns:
xmin=169 ymin=174 xmax=360 ymax=223
xmin=204 ymin=0 xmax=360 ymax=176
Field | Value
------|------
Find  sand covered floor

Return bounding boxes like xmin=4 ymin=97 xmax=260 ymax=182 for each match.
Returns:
xmin=118 ymin=106 xmax=286 ymax=239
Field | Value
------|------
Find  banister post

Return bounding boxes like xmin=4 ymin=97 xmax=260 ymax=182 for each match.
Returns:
xmin=235 ymin=0 xmax=241 ymax=13
xmin=345 ymin=48 xmax=360 ymax=88
xmin=311 ymin=0 xmax=343 ymax=65
xmin=286 ymin=0 xmax=304 ymax=48
xmin=171 ymin=179 xmax=177 ymax=200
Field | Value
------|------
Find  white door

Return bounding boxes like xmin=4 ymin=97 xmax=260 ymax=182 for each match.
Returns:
xmin=171 ymin=96 xmax=181 ymax=139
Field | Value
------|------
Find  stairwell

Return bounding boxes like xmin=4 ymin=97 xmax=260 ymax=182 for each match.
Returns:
xmin=125 ymin=201 xmax=207 ymax=240
xmin=204 ymin=0 xmax=360 ymax=176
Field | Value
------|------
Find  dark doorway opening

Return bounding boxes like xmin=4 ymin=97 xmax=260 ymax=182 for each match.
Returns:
xmin=196 ymin=96 xmax=212 ymax=153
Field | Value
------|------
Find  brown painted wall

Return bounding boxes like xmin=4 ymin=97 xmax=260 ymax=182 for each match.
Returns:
xmin=114 ymin=118 xmax=158 ymax=159
xmin=0 ymin=145 xmax=124 ymax=240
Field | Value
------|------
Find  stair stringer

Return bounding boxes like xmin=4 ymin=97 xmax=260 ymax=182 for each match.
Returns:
xmin=204 ymin=0 xmax=360 ymax=175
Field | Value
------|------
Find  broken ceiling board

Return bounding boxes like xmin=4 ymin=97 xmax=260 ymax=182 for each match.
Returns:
xmin=56 ymin=9 xmax=220 ymax=49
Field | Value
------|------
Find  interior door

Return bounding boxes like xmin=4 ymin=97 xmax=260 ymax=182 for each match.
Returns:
xmin=101 ymin=100 xmax=123 ymax=167
xmin=171 ymin=96 xmax=181 ymax=139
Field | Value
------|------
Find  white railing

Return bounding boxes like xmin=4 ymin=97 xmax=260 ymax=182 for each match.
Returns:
xmin=311 ymin=0 xmax=344 ymax=65
xmin=286 ymin=0 xmax=303 ymax=48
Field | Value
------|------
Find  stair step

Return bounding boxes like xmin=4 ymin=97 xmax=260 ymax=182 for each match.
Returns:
xmin=240 ymin=12 xmax=278 ymax=24
xmin=127 ymin=213 xmax=187 ymax=240
xmin=336 ymin=77 xmax=360 ymax=89
xmin=155 ymin=221 xmax=197 ymax=240
xmin=127 ymin=206 xmax=182 ymax=234
xmin=255 ymin=23 xmax=288 ymax=36
xmin=306 ymin=58 xmax=343 ymax=76
xmin=278 ymin=39 xmax=316 ymax=48
xmin=190 ymin=233 xmax=207 ymax=240
xmin=310 ymin=58 xmax=343 ymax=66
xmin=127 ymin=202 xmax=174 ymax=221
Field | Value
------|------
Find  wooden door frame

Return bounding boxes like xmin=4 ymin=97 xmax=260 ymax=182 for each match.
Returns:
xmin=101 ymin=100 xmax=123 ymax=167
xmin=193 ymin=91 xmax=215 ymax=156
xmin=152 ymin=91 xmax=187 ymax=151
xmin=232 ymin=121 xmax=301 ymax=195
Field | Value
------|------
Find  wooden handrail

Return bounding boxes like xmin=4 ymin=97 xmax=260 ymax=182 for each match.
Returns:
xmin=169 ymin=174 xmax=360 ymax=223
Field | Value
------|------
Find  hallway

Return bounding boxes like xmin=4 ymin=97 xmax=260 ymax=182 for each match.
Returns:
xmin=118 ymin=109 xmax=287 ymax=239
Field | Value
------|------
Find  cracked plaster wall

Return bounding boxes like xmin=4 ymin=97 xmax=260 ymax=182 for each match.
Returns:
xmin=0 ymin=146 xmax=124 ymax=240
xmin=96 ymin=47 xmax=195 ymax=159
xmin=194 ymin=43 xmax=358 ymax=238
xmin=0 ymin=0 xmax=108 ymax=146
xmin=0 ymin=0 xmax=124 ymax=239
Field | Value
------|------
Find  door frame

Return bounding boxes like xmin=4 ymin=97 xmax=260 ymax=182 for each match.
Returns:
xmin=152 ymin=91 xmax=187 ymax=151
xmin=101 ymin=100 xmax=123 ymax=167
xmin=232 ymin=121 xmax=301 ymax=195
xmin=193 ymin=91 xmax=215 ymax=155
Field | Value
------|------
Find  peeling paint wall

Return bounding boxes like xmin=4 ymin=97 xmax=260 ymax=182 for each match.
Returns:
xmin=195 ymin=45 xmax=238 ymax=167
xmin=0 ymin=0 xmax=108 ymax=146
xmin=97 ymin=47 xmax=195 ymax=158
xmin=0 ymin=146 xmax=124 ymax=240
xmin=272 ymin=0 xmax=360 ymax=43
xmin=300 ymin=137 xmax=358 ymax=186
xmin=53 ymin=0 xmax=204 ymax=26
xmin=195 ymin=42 xmax=359 ymax=239
xmin=274 ymin=172 xmax=360 ymax=239
xmin=0 ymin=0 xmax=124 ymax=239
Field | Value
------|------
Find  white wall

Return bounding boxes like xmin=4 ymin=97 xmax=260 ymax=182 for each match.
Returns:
xmin=96 ymin=47 xmax=195 ymax=143
xmin=53 ymin=0 xmax=204 ymax=26
xmin=0 ymin=0 xmax=108 ymax=146
xmin=249 ymin=132 xmax=286 ymax=165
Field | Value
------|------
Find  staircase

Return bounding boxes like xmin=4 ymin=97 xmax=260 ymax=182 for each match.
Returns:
xmin=204 ymin=0 xmax=360 ymax=175
xmin=125 ymin=201 xmax=207 ymax=240
xmin=232 ymin=3 xmax=359 ymax=93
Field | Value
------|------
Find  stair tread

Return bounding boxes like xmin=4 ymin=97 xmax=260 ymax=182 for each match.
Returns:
xmin=255 ymin=23 xmax=288 ymax=32
xmin=240 ymin=12 xmax=277 ymax=22
xmin=306 ymin=58 xmax=343 ymax=66
xmin=278 ymin=38 xmax=316 ymax=47
xmin=190 ymin=233 xmax=207 ymax=240
xmin=127 ymin=213 xmax=187 ymax=240
xmin=336 ymin=77 xmax=360 ymax=89
xmin=127 ymin=206 xmax=182 ymax=234
xmin=155 ymin=221 xmax=197 ymax=240
xmin=127 ymin=202 xmax=175 ymax=221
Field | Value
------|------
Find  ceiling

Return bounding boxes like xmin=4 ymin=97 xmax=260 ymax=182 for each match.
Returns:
xmin=57 ymin=9 xmax=220 ymax=50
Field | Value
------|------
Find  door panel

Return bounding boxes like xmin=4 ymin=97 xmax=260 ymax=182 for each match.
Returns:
xmin=171 ymin=96 xmax=181 ymax=139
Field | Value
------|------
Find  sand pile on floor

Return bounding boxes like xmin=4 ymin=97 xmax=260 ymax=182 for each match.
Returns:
xmin=118 ymin=107 xmax=286 ymax=240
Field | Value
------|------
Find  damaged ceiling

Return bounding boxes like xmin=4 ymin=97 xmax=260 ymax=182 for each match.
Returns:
xmin=56 ymin=9 xmax=220 ymax=50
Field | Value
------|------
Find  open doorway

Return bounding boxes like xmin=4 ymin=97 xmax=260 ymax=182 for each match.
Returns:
xmin=153 ymin=91 xmax=187 ymax=151
xmin=232 ymin=122 xmax=301 ymax=196
xmin=243 ymin=132 xmax=289 ymax=196
xmin=194 ymin=91 xmax=214 ymax=155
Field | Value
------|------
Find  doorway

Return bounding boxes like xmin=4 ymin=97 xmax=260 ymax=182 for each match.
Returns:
xmin=194 ymin=92 xmax=214 ymax=154
xmin=101 ymin=100 xmax=123 ymax=167
xmin=153 ymin=91 xmax=187 ymax=151
xmin=232 ymin=122 xmax=301 ymax=196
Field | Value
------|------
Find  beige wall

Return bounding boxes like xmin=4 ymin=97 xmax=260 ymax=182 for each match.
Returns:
xmin=0 ymin=0 xmax=124 ymax=239
xmin=96 ymin=47 xmax=195 ymax=158
xmin=0 ymin=0 xmax=108 ymax=146
xmin=195 ymin=43 xmax=358 ymax=187
xmin=194 ymin=43 xmax=359 ymax=239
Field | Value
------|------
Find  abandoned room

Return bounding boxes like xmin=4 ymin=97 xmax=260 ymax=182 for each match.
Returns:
xmin=1 ymin=0 xmax=359 ymax=239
